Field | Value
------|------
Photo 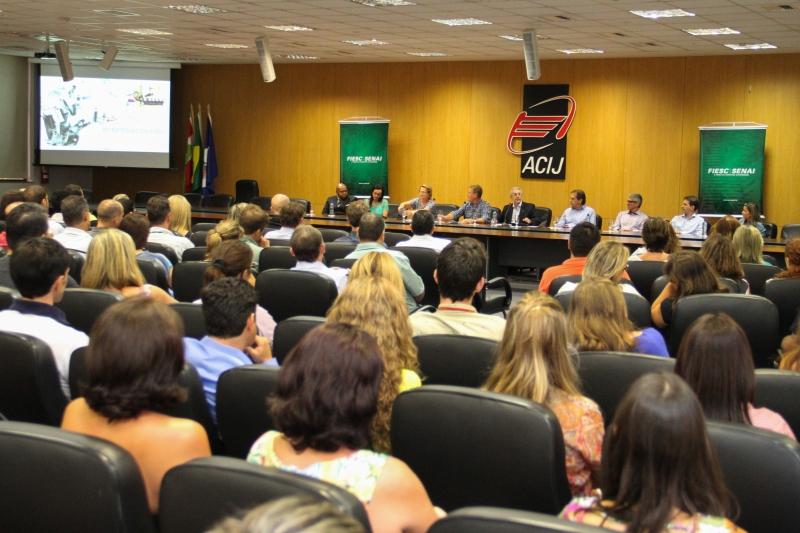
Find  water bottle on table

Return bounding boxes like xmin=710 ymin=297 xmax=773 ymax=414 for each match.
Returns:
xmin=328 ymin=201 xmax=335 ymax=218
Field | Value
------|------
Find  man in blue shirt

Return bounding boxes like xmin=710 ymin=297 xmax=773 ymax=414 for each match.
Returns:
xmin=670 ymin=195 xmax=705 ymax=236
xmin=443 ymin=184 xmax=492 ymax=224
xmin=556 ymin=189 xmax=596 ymax=229
xmin=183 ymin=277 xmax=274 ymax=423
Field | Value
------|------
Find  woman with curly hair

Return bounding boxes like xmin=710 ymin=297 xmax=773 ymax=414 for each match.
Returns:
xmin=776 ymin=238 xmax=800 ymax=279
xmin=61 ymin=298 xmax=211 ymax=513
xmin=326 ymin=276 xmax=421 ymax=453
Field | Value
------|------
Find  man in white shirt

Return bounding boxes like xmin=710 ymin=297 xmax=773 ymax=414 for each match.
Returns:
xmin=290 ymin=225 xmax=348 ymax=293
xmin=53 ymin=196 xmax=93 ymax=255
xmin=146 ymin=195 xmax=193 ymax=260
xmin=610 ymin=193 xmax=649 ymax=232
xmin=265 ymin=201 xmax=305 ymax=241
xmin=23 ymin=185 xmax=63 ymax=237
xmin=670 ymin=195 xmax=705 ymax=236
xmin=409 ymin=237 xmax=506 ymax=341
xmin=0 ymin=238 xmax=89 ymax=398
xmin=395 ymin=210 xmax=451 ymax=253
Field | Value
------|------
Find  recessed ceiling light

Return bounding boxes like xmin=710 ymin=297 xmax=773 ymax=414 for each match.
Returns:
xmin=557 ymin=48 xmax=603 ymax=54
xmin=169 ymin=5 xmax=228 ymax=14
xmin=204 ymin=43 xmax=249 ymax=48
xmin=118 ymin=29 xmax=173 ymax=35
xmin=349 ymin=0 xmax=416 ymax=5
xmin=630 ymin=9 xmax=695 ymax=19
xmin=407 ymin=52 xmax=450 ymax=56
xmin=432 ymin=18 xmax=492 ymax=26
xmin=343 ymin=39 xmax=388 ymax=45
xmin=498 ymin=35 xmax=522 ymax=41
xmin=725 ymin=43 xmax=777 ymax=50
xmin=278 ymin=54 xmax=320 ymax=59
xmin=264 ymin=25 xmax=314 ymax=31
xmin=683 ymin=28 xmax=740 ymax=36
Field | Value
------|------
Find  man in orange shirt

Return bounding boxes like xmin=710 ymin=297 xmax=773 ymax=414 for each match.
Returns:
xmin=539 ymin=222 xmax=600 ymax=294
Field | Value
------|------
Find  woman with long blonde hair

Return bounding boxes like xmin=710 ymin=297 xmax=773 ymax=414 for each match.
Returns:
xmin=349 ymin=252 xmax=405 ymax=295
xmin=326 ymin=276 xmax=421 ymax=453
xmin=81 ymin=229 xmax=175 ymax=303
xmin=205 ymin=219 xmax=244 ymax=259
xmin=733 ymin=224 xmax=772 ymax=265
xmin=484 ymin=291 xmax=604 ymax=496
xmin=557 ymin=241 xmax=638 ymax=295
xmin=168 ymin=195 xmax=193 ymax=238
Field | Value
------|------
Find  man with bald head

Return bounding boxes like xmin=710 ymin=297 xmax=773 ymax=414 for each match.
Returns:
xmin=24 ymin=185 xmax=65 ymax=236
xmin=267 ymin=193 xmax=290 ymax=230
xmin=89 ymin=199 xmax=124 ymax=235
xmin=322 ymin=183 xmax=355 ymax=216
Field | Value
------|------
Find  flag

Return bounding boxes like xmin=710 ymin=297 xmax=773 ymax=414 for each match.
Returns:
xmin=203 ymin=110 xmax=218 ymax=197
xmin=191 ymin=107 xmax=204 ymax=193
xmin=184 ymin=108 xmax=194 ymax=193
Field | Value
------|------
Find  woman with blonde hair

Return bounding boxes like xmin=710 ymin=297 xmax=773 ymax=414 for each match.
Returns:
xmin=484 ymin=291 xmax=604 ymax=496
xmin=568 ymin=279 xmax=668 ymax=357
xmin=81 ymin=229 xmax=175 ymax=303
xmin=558 ymin=241 xmax=638 ymax=295
xmin=205 ymin=219 xmax=244 ymax=259
xmin=349 ymin=252 xmax=405 ymax=295
xmin=326 ymin=276 xmax=421 ymax=454
xmin=733 ymin=224 xmax=773 ymax=265
xmin=710 ymin=215 xmax=740 ymax=240
xmin=398 ymin=184 xmax=436 ymax=216
xmin=228 ymin=202 xmax=249 ymax=222
xmin=168 ymin=195 xmax=193 ymax=238
xmin=629 ymin=217 xmax=680 ymax=261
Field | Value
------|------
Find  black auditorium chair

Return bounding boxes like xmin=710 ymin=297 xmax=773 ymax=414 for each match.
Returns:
xmin=391 ymin=386 xmax=572 ymax=514
xmin=754 ymin=369 xmax=800 ymax=439
xmin=256 ymin=270 xmax=338 ymax=323
xmin=741 ymin=263 xmax=782 ymax=295
xmin=250 ymin=196 xmax=272 ymax=211
xmin=235 ymin=179 xmax=259 ymax=204
xmin=575 ymin=351 xmax=675 ymax=425
xmin=159 ymin=457 xmax=371 ymax=533
xmin=763 ymin=278 xmax=800 ymax=337
xmin=762 ymin=221 xmax=778 ymax=239
xmin=413 ymin=335 xmax=498 ymax=388
xmin=547 ymin=275 xmax=582 ymax=295
xmin=318 ymin=228 xmax=348 ymax=242
xmin=134 ymin=191 xmax=160 ymax=207
xmin=781 ymin=224 xmax=800 ymax=240
xmin=331 ymin=258 xmax=357 ymax=269
xmin=0 ymin=286 xmax=16 ymax=310
xmin=323 ymin=242 xmax=357 ymax=264
xmin=429 ymin=507 xmax=607 ymax=533
xmin=190 ymin=231 xmax=208 ymax=247
xmin=172 ymin=262 xmax=211 ymax=303
xmin=594 ymin=214 xmax=602 ymax=229
xmin=669 ymin=294 xmax=779 ymax=366
xmin=289 ymin=198 xmax=311 ymax=213
xmin=183 ymin=192 xmax=203 ymax=207
xmin=0 ymin=332 xmax=68 ymax=426
xmin=626 ymin=261 xmax=666 ymax=302
xmin=258 ymin=247 xmax=297 ymax=271
xmin=272 ymin=316 xmax=326 ymax=364
xmin=136 ymin=259 xmax=170 ymax=292
xmin=216 ymin=365 xmax=281 ymax=459
xmin=532 ymin=207 xmax=553 ymax=228
xmin=392 ymin=246 xmax=439 ymax=307
xmin=556 ymin=291 xmax=652 ymax=328
xmin=182 ymin=247 xmax=207 ymax=262
xmin=707 ymin=421 xmax=800 ymax=533
xmin=81 ymin=189 xmax=93 ymax=203
xmin=206 ymin=194 xmax=234 ymax=209
xmin=383 ymin=231 xmax=410 ymax=247
xmin=763 ymin=254 xmax=779 ymax=267
xmin=0 ymin=422 xmax=156 ymax=533
xmin=144 ymin=242 xmax=179 ymax=266
xmin=265 ymin=238 xmax=291 ymax=248
xmin=650 ymin=273 xmax=741 ymax=299
xmin=68 ymin=250 xmax=84 ymax=284
xmin=388 ymin=203 xmax=400 ymax=218
xmin=436 ymin=204 xmax=459 ymax=216
xmin=55 ymin=289 xmax=125 ymax=336
xmin=169 ymin=303 xmax=207 ymax=340
xmin=192 ymin=222 xmax=217 ymax=232
xmin=472 ymin=277 xmax=513 ymax=317
xmin=651 ymin=275 xmax=669 ymax=302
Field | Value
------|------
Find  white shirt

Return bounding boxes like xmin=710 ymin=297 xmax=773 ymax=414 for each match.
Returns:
xmin=264 ymin=227 xmax=295 ymax=240
xmin=147 ymin=226 xmax=193 ymax=261
xmin=48 ymin=219 xmax=65 ymax=236
xmin=409 ymin=302 xmax=506 ymax=341
xmin=557 ymin=281 xmax=641 ymax=296
xmin=291 ymin=261 xmax=349 ymax=293
xmin=395 ymin=234 xmax=452 ymax=253
xmin=53 ymin=227 xmax=93 ymax=255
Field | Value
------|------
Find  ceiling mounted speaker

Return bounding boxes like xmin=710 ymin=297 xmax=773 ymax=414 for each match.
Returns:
xmin=54 ymin=41 xmax=74 ymax=82
xmin=255 ymin=36 xmax=276 ymax=83
xmin=523 ymin=29 xmax=540 ymax=81
xmin=99 ymin=45 xmax=118 ymax=71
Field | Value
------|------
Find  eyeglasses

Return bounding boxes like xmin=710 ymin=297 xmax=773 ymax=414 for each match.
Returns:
xmin=626 ymin=200 xmax=637 ymax=204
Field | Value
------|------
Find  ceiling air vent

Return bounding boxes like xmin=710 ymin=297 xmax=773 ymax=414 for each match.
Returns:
xmin=93 ymin=9 xmax=140 ymax=16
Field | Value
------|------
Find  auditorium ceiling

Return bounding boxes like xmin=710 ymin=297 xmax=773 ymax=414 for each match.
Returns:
xmin=0 ymin=0 xmax=797 ymax=63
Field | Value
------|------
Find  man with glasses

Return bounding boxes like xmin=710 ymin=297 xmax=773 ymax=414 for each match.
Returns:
xmin=610 ymin=193 xmax=648 ymax=232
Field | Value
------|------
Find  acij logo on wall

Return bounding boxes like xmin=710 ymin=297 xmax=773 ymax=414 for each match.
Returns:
xmin=507 ymin=85 xmax=576 ymax=180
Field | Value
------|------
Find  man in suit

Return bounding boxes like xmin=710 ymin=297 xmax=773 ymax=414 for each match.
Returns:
xmin=497 ymin=187 xmax=543 ymax=226
xmin=322 ymin=183 xmax=356 ymax=216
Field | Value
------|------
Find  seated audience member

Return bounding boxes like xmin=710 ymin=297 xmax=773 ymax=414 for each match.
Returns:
xmin=0 ymin=238 xmax=88 ymax=397
xmin=23 ymin=185 xmax=64 ymax=236
xmin=365 ymin=183 xmax=389 ymax=218
xmin=733 ymin=224 xmax=773 ymax=265
xmin=560 ymin=373 xmax=743 ymax=532
xmin=169 ymin=195 xmax=193 ymax=238
xmin=65 ymin=184 xmax=97 ymax=222
xmin=629 ymin=216 xmax=680 ymax=261
xmin=247 ymin=324 xmax=440 ymax=533
xmin=322 ymin=182 xmax=357 ymax=216
xmin=651 ymin=251 xmax=728 ymax=329
xmin=741 ymin=202 xmax=767 ymax=238
xmin=112 ymin=193 xmax=129 ymax=202
xmin=327 ymin=276 xmax=422 ymax=453
xmin=568 ymin=279 xmax=668 ymax=357
xmin=201 ymin=240 xmax=276 ymax=343
xmin=776 ymin=238 xmax=800 ymax=280
xmin=710 ymin=215 xmax=740 ymax=240
xmin=349 ymin=252 xmax=406 ymax=296
xmin=409 ymin=237 xmax=506 ymax=341
xmin=484 ymin=291 xmax=604 ymax=496
xmin=89 ymin=199 xmax=124 ymax=235
xmin=538 ymin=222 xmax=601 ymax=294
xmin=118 ymin=198 xmax=135 ymax=216
xmin=442 ymin=184 xmax=492 ymax=225
xmin=146 ymin=195 xmax=193 ymax=260
xmin=206 ymin=219 xmax=244 ymax=259
xmin=239 ymin=204 xmax=270 ymax=265
xmin=289 ymin=225 xmax=348 ymax=293
xmin=228 ymin=202 xmax=249 ymax=223
xmin=206 ymin=495 xmax=366 ymax=533
xmin=265 ymin=201 xmax=305 ymax=240
xmin=556 ymin=241 xmax=635 ymax=295
xmin=267 ymin=193 xmax=290 ymax=230
xmin=497 ymin=187 xmax=542 ymax=226
xmin=0 ymin=203 xmax=52 ymax=290
xmin=184 ymin=277 xmax=274 ymax=423
xmin=609 ymin=193 xmax=648 ymax=232
xmin=398 ymin=184 xmax=436 ymax=217
xmin=48 ymin=188 xmax=81 ymax=229
xmin=119 ymin=213 xmax=172 ymax=283
xmin=81 ymin=229 xmax=175 ymax=303
xmin=780 ymin=337 xmax=800 ymax=372
xmin=335 ymin=201 xmax=372 ymax=244
xmin=555 ymin=189 xmax=596 ymax=229
xmin=670 ymin=195 xmax=704 ymax=236
xmin=53 ymin=196 xmax=92 ymax=255
xmin=676 ymin=313 xmax=795 ymax=440
xmin=700 ymin=234 xmax=748 ymax=293
xmin=0 ymin=189 xmax=24 ymax=222
xmin=345 ymin=213 xmax=425 ymax=312
xmin=61 ymin=298 xmax=211 ymax=513
xmin=394 ymin=210 xmax=451 ymax=252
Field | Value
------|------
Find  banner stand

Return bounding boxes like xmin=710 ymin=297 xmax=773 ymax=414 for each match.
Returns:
xmin=339 ymin=117 xmax=389 ymax=197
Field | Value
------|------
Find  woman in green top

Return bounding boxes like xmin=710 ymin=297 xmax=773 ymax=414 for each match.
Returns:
xmin=366 ymin=184 xmax=389 ymax=218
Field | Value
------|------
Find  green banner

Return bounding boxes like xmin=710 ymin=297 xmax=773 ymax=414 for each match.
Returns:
xmin=340 ymin=120 xmax=389 ymax=196
xmin=699 ymin=125 xmax=766 ymax=215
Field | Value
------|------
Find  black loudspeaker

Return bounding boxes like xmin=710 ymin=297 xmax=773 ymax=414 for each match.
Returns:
xmin=54 ymin=41 xmax=74 ymax=82
xmin=523 ymin=29 xmax=540 ymax=81
xmin=255 ymin=36 xmax=276 ymax=83
xmin=99 ymin=45 xmax=118 ymax=71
